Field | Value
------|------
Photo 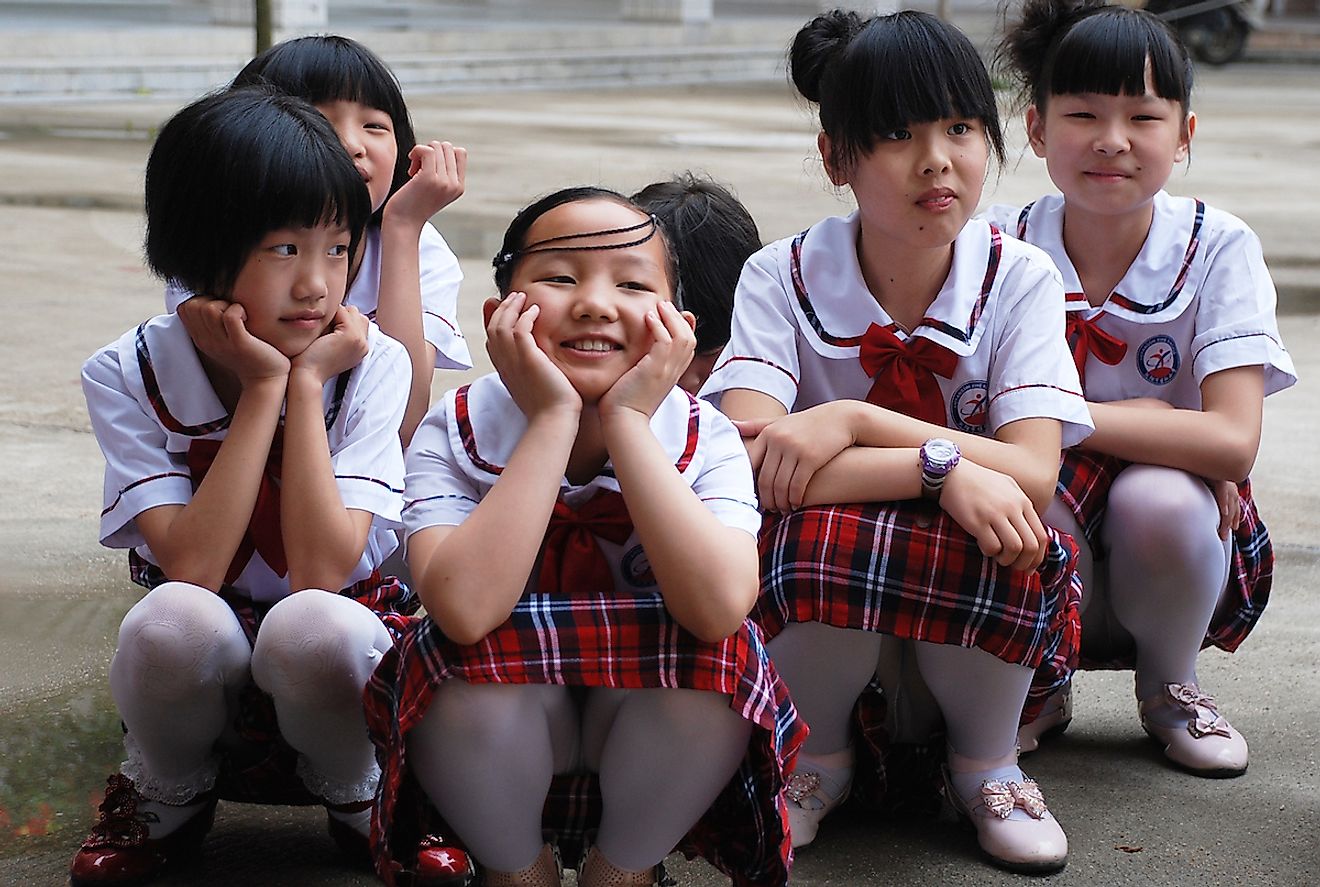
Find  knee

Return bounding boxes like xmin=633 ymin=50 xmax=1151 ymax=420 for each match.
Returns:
xmin=1106 ymin=468 xmax=1219 ymax=564
xmin=251 ymin=590 xmax=386 ymax=706
xmin=113 ymin=582 xmax=248 ymax=701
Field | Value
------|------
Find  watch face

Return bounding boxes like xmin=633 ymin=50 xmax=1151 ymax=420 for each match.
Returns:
xmin=924 ymin=438 xmax=959 ymax=468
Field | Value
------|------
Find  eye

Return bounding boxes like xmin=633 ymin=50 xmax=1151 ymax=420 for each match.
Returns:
xmin=619 ymin=281 xmax=655 ymax=293
xmin=1132 ymin=114 xmax=1161 ymax=122
xmin=948 ymin=122 xmax=973 ymax=136
xmin=538 ymin=275 xmax=575 ymax=285
xmin=365 ymin=122 xmax=391 ymax=132
xmin=1064 ymin=112 xmax=1096 ymax=120
xmin=329 ymin=244 xmax=350 ymax=257
xmin=272 ymin=244 xmax=297 ymax=257
xmin=882 ymin=129 xmax=912 ymax=141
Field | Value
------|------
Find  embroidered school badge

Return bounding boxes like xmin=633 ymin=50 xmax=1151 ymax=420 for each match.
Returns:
xmin=1136 ymin=335 xmax=1180 ymax=386
xmin=951 ymin=380 xmax=989 ymax=433
xmin=620 ymin=545 xmax=657 ymax=588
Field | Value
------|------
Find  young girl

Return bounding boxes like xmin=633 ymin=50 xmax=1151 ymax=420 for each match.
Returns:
xmin=363 ymin=188 xmax=805 ymax=887
xmin=632 ymin=172 xmax=762 ymax=394
xmin=701 ymin=10 xmax=1093 ymax=872
xmin=165 ymin=34 xmax=471 ymax=444
xmin=990 ymin=0 xmax=1296 ymax=774
xmin=72 ymin=86 xmax=414 ymax=886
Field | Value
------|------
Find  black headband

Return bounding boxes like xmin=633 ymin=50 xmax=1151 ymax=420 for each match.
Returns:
xmin=493 ymin=215 xmax=659 ymax=270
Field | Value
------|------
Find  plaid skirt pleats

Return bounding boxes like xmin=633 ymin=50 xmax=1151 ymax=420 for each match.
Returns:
xmin=364 ymin=590 xmax=806 ymax=887
xmin=127 ymin=554 xmax=418 ymax=804
xmin=752 ymin=500 xmax=1081 ymax=815
xmin=1056 ymin=450 xmax=1274 ymax=668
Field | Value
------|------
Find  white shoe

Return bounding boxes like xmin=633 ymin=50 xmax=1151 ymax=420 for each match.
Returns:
xmin=943 ymin=766 xmax=1068 ymax=874
xmin=783 ymin=761 xmax=852 ymax=849
xmin=1017 ymin=683 xmax=1073 ymax=755
xmin=1140 ymin=682 xmax=1248 ymax=778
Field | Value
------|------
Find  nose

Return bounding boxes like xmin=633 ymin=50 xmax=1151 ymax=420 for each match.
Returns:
xmin=572 ymin=279 xmax=618 ymax=322
xmin=1093 ymin=120 xmax=1130 ymax=156
xmin=919 ymin=134 xmax=952 ymax=177
xmin=293 ymin=259 xmax=331 ymax=304
xmin=338 ymin=126 xmax=365 ymax=159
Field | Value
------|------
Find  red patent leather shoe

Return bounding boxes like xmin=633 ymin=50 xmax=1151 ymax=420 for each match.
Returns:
xmin=69 ymin=774 xmax=216 ymax=886
xmin=415 ymin=834 xmax=477 ymax=886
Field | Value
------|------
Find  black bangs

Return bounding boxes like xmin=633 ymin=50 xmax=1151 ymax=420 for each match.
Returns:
xmin=232 ymin=36 xmax=417 ymax=209
xmin=1040 ymin=9 xmax=1192 ymax=109
xmin=145 ymin=87 xmax=371 ymax=298
xmin=823 ymin=11 xmax=1004 ymax=170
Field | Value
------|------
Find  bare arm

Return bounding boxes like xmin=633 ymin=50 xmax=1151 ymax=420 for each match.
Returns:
xmin=376 ymin=142 xmax=467 ymax=445
xmin=1084 ymin=365 xmax=1264 ymax=482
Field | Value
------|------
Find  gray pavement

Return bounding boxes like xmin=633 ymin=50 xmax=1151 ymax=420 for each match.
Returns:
xmin=1 ymin=56 xmax=1318 ymax=887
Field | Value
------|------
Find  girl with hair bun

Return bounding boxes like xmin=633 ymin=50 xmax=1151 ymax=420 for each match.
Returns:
xmin=703 ymin=8 xmax=1092 ymax=873
xmin=988 ymin=0 xmax=1295 ymax=777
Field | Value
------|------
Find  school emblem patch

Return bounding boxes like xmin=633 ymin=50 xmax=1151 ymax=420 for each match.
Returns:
xmin=951 ymin=380 xmax=989 ymax=433
xmin=1137 ymin=335 xmax=1179 ymax=386
xmin=620 ymin=545 xmax=656 ymax=588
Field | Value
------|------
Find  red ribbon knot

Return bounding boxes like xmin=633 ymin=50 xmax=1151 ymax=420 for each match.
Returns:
xmin=1065 ymin=311 xmax=1128 ymax=385
xmin=536 ymin=489 xmax=635 ymax=595
xmin=858 ymin=322 xmax=959 ymax=427
xmin=186 ymin=431 xmax=287 ymax=584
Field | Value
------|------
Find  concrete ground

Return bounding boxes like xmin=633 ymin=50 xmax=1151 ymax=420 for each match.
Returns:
xmin=0 ymin=52 xmax=1318 ymax=887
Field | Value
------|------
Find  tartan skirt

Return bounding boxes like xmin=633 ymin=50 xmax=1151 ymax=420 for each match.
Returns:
xmin=128 ymin=554 xmax=418 ymax=804
xmin=1056 ymin=450 xmax=1273 ymax=669
xmin=363 ymin=590 xmax=807 ymax=887
xmin=752 ymin=499 xmax=1081 ymax=818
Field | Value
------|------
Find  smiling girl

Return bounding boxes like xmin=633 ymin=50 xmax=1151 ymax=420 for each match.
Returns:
xmin=364 ymin=188 xmax=804 ymax=887
xmin=989 ymin=0 xmax=1296 ymax=776
xmin=701 ymin=9 xmax=1093 ymax=872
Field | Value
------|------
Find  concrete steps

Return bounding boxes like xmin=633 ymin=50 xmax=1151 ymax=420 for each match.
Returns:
xmin=0 ymin=12 xmax=802 ymax=102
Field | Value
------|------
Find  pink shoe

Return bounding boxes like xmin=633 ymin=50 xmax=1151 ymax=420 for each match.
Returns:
xmin=1017 ymin=683 xmax=1072 ymax=755
xmin=943 ymin=767 xmax=1068 ymax=875
xmin=783 ymin=763 xmax=852 ymax=848
xmin=1140 ymin=682 xmax=1248 ymax=778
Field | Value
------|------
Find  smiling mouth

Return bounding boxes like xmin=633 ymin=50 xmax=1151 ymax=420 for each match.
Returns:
xmin=916 ymin=189 xmax=956 ymax=209
xmin=563 ymin=339 xmax=621 ymax=353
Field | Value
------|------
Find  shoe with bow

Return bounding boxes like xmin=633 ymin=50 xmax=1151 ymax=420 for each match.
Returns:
xmin=943 ymin=762 xmax=1067 ymax=875
xmin=1140 ymin=682 xmax=1248 ymax=777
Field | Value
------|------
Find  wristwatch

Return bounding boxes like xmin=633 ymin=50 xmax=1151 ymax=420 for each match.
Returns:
xmin=918 ymin=438 xmax=961 ymax=500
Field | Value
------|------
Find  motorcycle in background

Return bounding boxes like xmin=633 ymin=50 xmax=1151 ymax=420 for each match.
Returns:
xmin=1143 ymin=0 xmax=1264 ymax=65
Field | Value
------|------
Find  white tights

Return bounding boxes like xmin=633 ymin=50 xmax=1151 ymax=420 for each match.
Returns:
xmin=1046 ymin=464 xmax=1232 ymax=703
xmin=111 ymin=582 xmax=391 ymax=807
xmin=408 ymin=682 xmax=751 ymax=874
xmin=767 ymin=622 xmax=1033 ymax=764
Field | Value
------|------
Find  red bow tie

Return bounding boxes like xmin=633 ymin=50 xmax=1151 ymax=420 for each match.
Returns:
xmin=536 ymin=490 xmax=635 ymax=596
xmin=858 ymin=323 xmax=959 ymax=427
xmin=186 ymin=431 xmax=286 ymax=585
xmin=1065 ymin=312 xmax=1128 ymax=386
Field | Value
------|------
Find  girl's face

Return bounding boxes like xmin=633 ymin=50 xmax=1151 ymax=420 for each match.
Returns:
xmin=1027 ymin=65 xmax=1194 ymax=221
xmin=227 ymin=223 xmax=351 ymax=357
xmin=317 ymin=99 xmax=399 ymax=213
xmin=506 ymin=198 xmax=678 ymax=403
xmin=824 ymin=117 xmax=989 ymax=254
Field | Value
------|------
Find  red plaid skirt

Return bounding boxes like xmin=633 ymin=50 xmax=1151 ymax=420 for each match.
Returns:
xmin=129 ymin=554 xmax=418 ymax=804
xmin=753 ymin=500 xmax=1082 ymax=816
xmin=1056 ymin=450 xmax=1273 ymax=669
xmin=363 ymin=590 xmax=806 ymax=887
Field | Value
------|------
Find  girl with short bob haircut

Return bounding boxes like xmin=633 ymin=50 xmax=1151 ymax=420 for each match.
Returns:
xmin=988 ymin=0 xmax=1295 ymax=777
xmin=703 ymin=9 xmax=1092 ymax=872
xmin=72 ymin=85 xmax=415 ymax=886
xmin=166 ymin=34 xmax=472 ymax=443
xmin=365 ymin=187 xmax=804 ymax=886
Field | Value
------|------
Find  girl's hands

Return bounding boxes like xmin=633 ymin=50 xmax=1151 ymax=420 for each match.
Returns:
xmin=486 ymin=292 xmax=582 ymax=420
xmin=290 ymin=305 xmax=370 ymax=384
xmin=179 ymin=297 xmax=289 ymax=386
xmin=599 ymin=302 xmax=695 ymax=422
xmin=1212 ymin=478 xmax=1242 ymax=540
xmin=939 ymin=459 xmax=1048 ymax=572
xmin=384 ymin=140 xmax=467 ymax=227
xmin=733 ymin=404 xmax=858 ymax=513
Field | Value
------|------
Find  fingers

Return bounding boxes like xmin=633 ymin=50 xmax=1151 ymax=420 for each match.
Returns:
xmin=732 ymin=417 xmax=775 ymax=439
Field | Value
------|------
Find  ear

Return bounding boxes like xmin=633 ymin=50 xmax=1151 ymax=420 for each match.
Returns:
xmin=1025 ymin=105 xmax=1047 ymax=158
xmin=1175 ymin=110 xmax=1196 ymax=163
xmin=679 ymin=309 xmax=697 ymax=333
xmin=818 ymin=131 xmax=847 ymax=186
xmin=482 ymin=295 xmax=502 ymax=327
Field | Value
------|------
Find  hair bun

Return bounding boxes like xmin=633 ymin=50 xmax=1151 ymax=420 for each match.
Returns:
xmin=1000 ymin=0 xmax=1106 ymax=97
xmin=790 ymin=8 xmax=867 ymax=104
